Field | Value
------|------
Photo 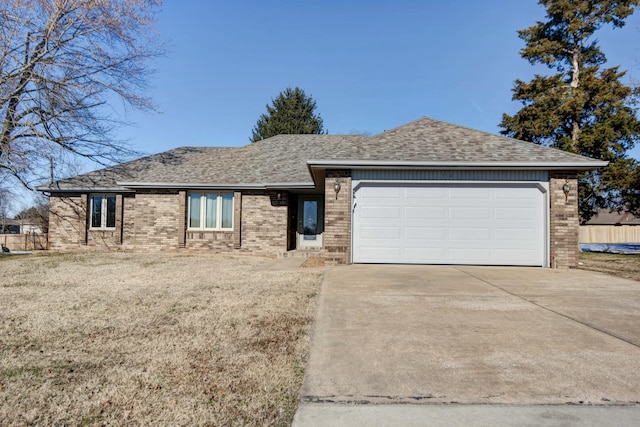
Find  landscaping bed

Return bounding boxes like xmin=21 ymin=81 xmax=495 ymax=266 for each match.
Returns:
xmin=0 ymin=253 xmax=321 ymax=426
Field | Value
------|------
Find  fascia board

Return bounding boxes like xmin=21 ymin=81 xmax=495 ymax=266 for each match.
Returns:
xmin=37 ymin=186 xmax=133 ymax=193
xmin=117 ymin=182 xmax=316 ymax=190
xmin=307 ymin=160 xmax=608 ymax=171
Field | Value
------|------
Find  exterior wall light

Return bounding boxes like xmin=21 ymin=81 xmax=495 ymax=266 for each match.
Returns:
xmin=562 ymin=180 xmax=571 ymax=201
xmin=333 ymin=181 xmax=341 ymax=199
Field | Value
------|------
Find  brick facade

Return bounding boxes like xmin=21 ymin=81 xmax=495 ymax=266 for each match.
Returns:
xmin=49 ymin=171 xmax=582 ymax=268
xmin=49 ymin=194 xmax=87 ymax=250
xmin=239 ymin=191 xmax=288 ymax=256
xmin=323 ymin=170 xmax=352 ymax=265
xmin=49 ymin=189 xmax=287 ymax=256
xmin=549 ymin=172 xmax=580 ymax=268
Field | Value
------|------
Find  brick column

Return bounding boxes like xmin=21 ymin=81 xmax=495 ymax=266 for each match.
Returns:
xmin=549 ymin=172 xmax=579 ymax=268
xmin=324 ymin=170 xmax=352 ymax=264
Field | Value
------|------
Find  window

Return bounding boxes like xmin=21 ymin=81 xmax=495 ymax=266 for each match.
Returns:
xmin=188 ymin=192 xmax=234 ymax=230
xmin=90 ymin=195 xmax=116 ymax=229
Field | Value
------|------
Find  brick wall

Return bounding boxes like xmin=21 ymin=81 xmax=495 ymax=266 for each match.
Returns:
xmin=323 ymin=170 xmax=352 ymax=264
xmin=122 ymin=194 xmax=136 ymax=248
xmin=49 ymin=193 xmax=125 ymax=251
xmin=128 ymin=190 xmax=182 ymax=251
xmin=549 ymin=172 xmax=579 ymax=268
xmin=49 ymin=194 xmax=87 ymax=250
xmin=239 ymin=191 xmax=288 ymax=255
xmin=48 ymin=190 xmax=288 ymax=255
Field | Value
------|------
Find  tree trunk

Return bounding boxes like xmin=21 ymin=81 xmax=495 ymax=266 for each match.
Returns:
xmin=570 ymin=47 xmax=581 ymax=152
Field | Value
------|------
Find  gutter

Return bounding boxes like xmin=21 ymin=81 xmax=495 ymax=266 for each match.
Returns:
xmin=117 ymin=182 xmax=316 ymax=190
xmin=36 ymin=186 xmax=135 ymax=193
xmin=307 ymin=160 xmax=608 ymax=171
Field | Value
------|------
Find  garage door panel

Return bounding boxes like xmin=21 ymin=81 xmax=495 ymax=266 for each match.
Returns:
xmin=405 ymin=247 xmax=447 ymax=261
xmin=353 ymin=183 xmax=545 ymax=266
xmin=360 ymin=226 xmax=401 ymax=239
xmin=450 ymin=248 xmax=492 ymax=261
xmin=494 ymin=249 xmax=539 ymax=262
xmin=359 ymin=246 xmax=402 ymax=261
xmin=449 ymin=228 xmax=491 ymax=240
xmin=450 ymin=207 xmax=491 ymax=219
xmin=405 ymin=207 xmax=446 ymax=219
xmin=360 ymin=186 xmax=402 ymax=198
xmin=405 ymin=187 xmax=446 ymax=198
xmin=360 ymin=206 xmax=401 ymax=219
xmin=450 ymin=187 xmax=491 ymax=199
xmin=495 ymin=207 xmax=537 ymax=220
xmin=494 ymin=228 xmax=537 ymax=241
xmin=404 ymin=227 xmax=446 ymax=239
xmin=495 ymin=187 xmax=538 ymax=199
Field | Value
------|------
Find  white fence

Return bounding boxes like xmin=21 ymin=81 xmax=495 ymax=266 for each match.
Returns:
xmin=579 ymin=225 xmax=640 ymax=244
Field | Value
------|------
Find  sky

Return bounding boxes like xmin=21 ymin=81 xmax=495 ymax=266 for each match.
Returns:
xmin=107 ymin=0 xmax=640 ymax=165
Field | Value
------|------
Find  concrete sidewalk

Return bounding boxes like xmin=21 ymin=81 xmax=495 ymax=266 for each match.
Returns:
xmin=294 ymin=265 xmax=640 ymax=425
xmin=294 ymin=403 xmax=640 ymax=426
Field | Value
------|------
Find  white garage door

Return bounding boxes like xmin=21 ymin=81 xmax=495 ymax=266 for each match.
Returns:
xmin=352 ymin=184 xmax=546 ymax=266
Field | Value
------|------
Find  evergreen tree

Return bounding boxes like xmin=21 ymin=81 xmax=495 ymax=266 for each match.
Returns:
xmin=500 ymin=0 xmax=640 ymax=221
xmin=250 ymin=87 xmax=325 ymax=142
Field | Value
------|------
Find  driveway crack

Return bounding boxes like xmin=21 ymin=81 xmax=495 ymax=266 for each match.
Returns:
xmin=454 ymin=267 xmax=640 ymax=350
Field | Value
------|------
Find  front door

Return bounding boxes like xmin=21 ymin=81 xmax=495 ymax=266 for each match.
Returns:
xmin=297 ymin=196 xmax=323 ymax=248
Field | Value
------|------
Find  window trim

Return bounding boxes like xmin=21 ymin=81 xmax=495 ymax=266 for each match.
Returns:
xmin=187 ymin=192 xmax=234 ymax=231
xmin=89 ymin=194 xmax=117 ymax=230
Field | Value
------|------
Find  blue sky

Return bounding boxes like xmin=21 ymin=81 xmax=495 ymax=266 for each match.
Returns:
xmin=114 ymin=0 xmax=640 ymax=161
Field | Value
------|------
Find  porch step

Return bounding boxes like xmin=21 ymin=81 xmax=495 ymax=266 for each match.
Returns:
xmin=279 ymin=250 xmax=325 ymax=259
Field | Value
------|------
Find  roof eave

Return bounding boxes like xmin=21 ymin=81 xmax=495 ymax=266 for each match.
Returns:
xmin=116 ymin=182 xmax=316 ymax=190
xmin=307 ymin=160 xmax=608 ymax=171
xmin=37 ymin=186 xmax=132 ymax=193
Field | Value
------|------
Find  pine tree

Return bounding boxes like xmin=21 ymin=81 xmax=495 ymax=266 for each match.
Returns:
xmin=500 ymin=0 xmax=640 ymax=221
xmin=250 ymin=87 xmax=325 ymax=142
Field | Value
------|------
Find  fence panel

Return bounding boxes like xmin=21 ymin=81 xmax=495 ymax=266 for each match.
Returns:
xmin=579 ymin=226 xmax=640 ymax=244
xmin=1 ymin=234 xmax=48 ymax=251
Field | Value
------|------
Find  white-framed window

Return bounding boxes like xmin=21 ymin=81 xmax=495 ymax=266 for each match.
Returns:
xmin=90 ymin=194 xmax=116 ymax=229
xmin=188 ymin=192 xmax=234 ymax=230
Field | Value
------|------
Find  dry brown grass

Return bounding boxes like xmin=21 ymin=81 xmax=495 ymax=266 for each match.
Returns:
xmin=301 ymin=257 xmax=325 ymax=268
xmin=578 ymin=252 xmax=640 ymax=282
xmin=0 ymin=253 xmax=321 ymax=426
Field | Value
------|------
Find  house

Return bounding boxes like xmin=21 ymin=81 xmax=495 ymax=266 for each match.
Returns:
xmin=38 ymin=117 xmax=606 ymax=268
xmin=1 ymin=219 xmax=44 ymax=234
xmin=580 ymin=210 xmax=640 ymax=244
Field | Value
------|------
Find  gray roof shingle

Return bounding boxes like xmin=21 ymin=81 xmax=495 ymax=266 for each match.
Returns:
xmin=42 ymin=117 xmax=605 ymax=192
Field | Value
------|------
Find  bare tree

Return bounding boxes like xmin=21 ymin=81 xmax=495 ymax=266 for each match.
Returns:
xmin=0 ymin=0 xmax=163 ymax=189
xmin=0 ymin=185 xmax=12 ymax=232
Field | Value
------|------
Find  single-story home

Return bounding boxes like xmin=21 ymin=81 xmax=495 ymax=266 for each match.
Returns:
xmin=39 ymin=117 xmax=607 ymax=268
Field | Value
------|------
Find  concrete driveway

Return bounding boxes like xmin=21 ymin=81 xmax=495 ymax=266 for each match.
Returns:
xmin=299 ymin=265 xmax=640 ymax=408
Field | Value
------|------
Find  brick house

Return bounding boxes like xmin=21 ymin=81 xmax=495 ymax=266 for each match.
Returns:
xmin=39 ymin=117 xmax=606 ymax=268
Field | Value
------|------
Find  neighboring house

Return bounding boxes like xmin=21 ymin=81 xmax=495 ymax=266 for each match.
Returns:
xmin=580 ymin=210 xmax=640 ymax=244
xmin=38 ymin=117 xmax=606 ymax=268
xmin=1 ymin=219 xmax=43 ymax=234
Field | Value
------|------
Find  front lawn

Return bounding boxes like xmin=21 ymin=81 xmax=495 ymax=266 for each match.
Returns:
xmin=0 ymin=253 xmax=320 ymax=426
xmin=578 ymin=251 xmax=640 ymax=282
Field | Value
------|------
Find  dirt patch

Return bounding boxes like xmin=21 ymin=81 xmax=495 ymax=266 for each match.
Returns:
xmin=302 ymin=256 xmax=326 ymax=268
xmin=578 ymin=252 xmax=640 ymax=282
xmin=0 ymin=253 xmax=322 ymax=426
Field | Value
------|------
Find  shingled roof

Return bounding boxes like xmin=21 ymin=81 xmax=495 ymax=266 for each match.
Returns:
xmin=41 ymin=117 xmax=606 ymax=192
